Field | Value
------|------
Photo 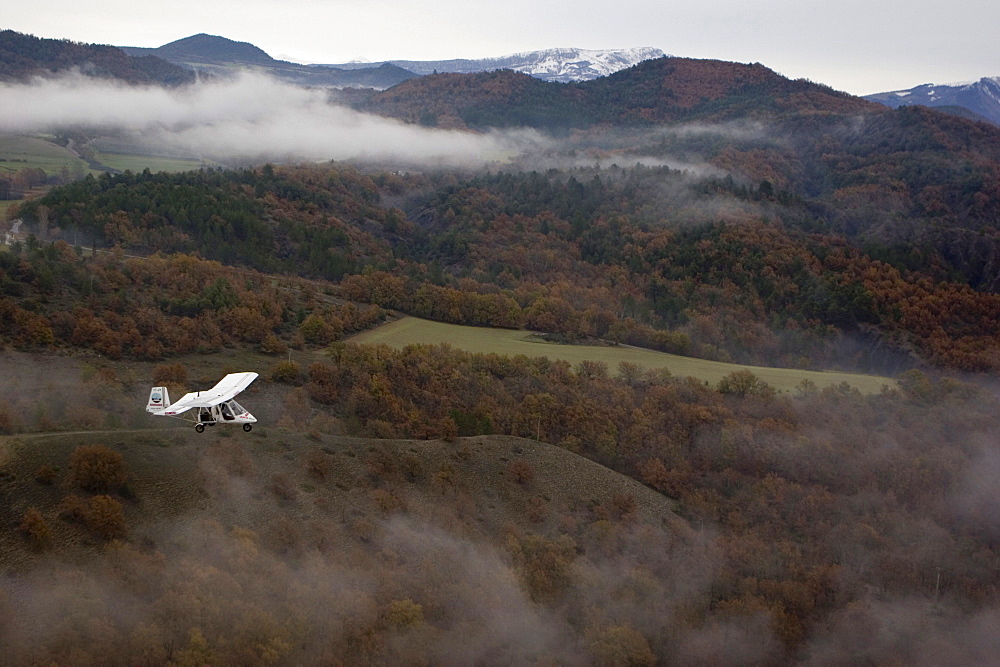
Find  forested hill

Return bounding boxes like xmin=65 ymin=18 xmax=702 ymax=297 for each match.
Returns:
xmin=358 ymin=57 xmax=883 ymax=130
xmin=12 ymin=163 xmax=1000 ymax=373
xmin=118 ymin=33 xmax=420 ymax=89
xmin=0 ymin=30 xmax=195 ymax=85
xmin=121 ymin=33 xmax=277 ymax=66
xmin=362 ymin=58 xmax=1000 ymax=298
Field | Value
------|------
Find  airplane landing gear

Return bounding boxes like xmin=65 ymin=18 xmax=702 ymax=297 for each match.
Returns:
xmin=243 ymin=423 xmax=253 ymax=432
xmin=195 ymin=423 xmax=205 ymax=433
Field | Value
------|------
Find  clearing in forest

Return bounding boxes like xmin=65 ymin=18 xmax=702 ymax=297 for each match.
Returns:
xmin=349 ymin=316 xmax=896 ymax=394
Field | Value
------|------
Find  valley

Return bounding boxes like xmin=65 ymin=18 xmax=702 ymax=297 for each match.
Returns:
xmin=2 ymin=26 xmax=1000 ymax=665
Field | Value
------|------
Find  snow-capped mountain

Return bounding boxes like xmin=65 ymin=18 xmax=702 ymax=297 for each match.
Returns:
xmin=314 ymin=47 xmax=666 ymax=83
xmin=865 ymin=77 xmax=1000 ymax=125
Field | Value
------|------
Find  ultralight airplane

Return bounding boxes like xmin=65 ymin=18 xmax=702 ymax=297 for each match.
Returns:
xmin=146 ymin=372 xmax=258 ymax=432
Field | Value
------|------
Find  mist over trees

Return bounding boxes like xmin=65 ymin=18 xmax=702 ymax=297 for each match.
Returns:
xmin=3 ymin=51 xmax=1000 ymax=665
xmin=12 ymin=158 xmax=999 ymax=372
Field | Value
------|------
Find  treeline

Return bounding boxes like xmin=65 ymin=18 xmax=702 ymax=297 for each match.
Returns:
xmin=359 ymin=57 xmax=877 ymax=131
xmin=3 ymin=331 xmax=999 ymax=662
xmin=0 ymin=240 xmax=385 ymax=359
xmin=274 ymin=341 xmax=999 ymax=657
xmin=0 ymin=29 xmax=194 ymax=85
xmin=16 ymin=165 xmax=398 ymax=279
xmin=406 ymin=167 xmax=998 ymax=370
xmin=11 ymin=157 xmax=1000 ymax=371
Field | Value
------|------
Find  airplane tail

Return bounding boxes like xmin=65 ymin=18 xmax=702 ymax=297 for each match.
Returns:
xmin=146 ymin=386 xmax=171 ymax=413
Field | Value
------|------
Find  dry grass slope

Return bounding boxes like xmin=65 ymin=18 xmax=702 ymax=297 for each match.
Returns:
xmin=0 ymin=427 xmax=684 ymax=572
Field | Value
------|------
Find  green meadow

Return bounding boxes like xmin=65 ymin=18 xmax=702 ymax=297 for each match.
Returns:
xmin=349 ymin=317 xmax=897 ymax=394
xmin=0 ymin=134 xmax=88 ymax=177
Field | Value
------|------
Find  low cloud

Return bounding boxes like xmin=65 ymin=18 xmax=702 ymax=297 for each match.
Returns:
xmin=0 ymin=71 xmax=547 ymax=166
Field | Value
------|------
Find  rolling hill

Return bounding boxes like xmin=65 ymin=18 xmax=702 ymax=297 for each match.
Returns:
xmin=3 ymin=32 xmax=1000 ymax=664
xmin=358 ymin=56 xmax=882 ymax=129
xmin=120 ymin=33 xmax=419 ymax=89
xmin=0 ymin=347 xmax=690 ymax=663
xmin=0 ymin=29 xmax=194 ymax=86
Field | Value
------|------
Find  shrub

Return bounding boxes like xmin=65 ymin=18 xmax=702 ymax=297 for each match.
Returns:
xmin=34 ymin=464 xmax=58 ymax=485
xmin=305 ymin=449 xmax=331 ymax=479
xmin=717 ymin=369 xmax=775 ymax=398
xmin=371 ymin=489 xmax=401 ymax=513
xmin=587 ymin=624 xmax=655 ymax=667
xmin=509 ymin=459 xmax=535 ymax=485
xmin=385 ymin=599 xmax=424 ymax=628
xmin=57 ymin=494 xmax=88 ymax=522
xmin=85 ymin=495 xmax=126 ymax=539
xmin=270 ymin=360 xmax=302 ymax=385
xmin=259 ymin=333 xmax=287 ymax=355
xmin=152 ymin=362 xmax=187 ymax=385
xmin=269 ymin=473 xmax=297 ymax=502
xmin=300 ymin=314 xmax=335 ymax=345
xmin=69 ymin=444 xmax=127 ymax=492
xmin=19 ymin=508 xmax=53 ymax=551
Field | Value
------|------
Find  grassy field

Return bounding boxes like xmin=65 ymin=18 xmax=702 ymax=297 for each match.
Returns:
xmin=0 ymin=134 xmax=88 ymax=178
xmin=92 ymin=151 xmax=213 ymax=173
xmin=349 ymin=317 xmax=897 ymax=394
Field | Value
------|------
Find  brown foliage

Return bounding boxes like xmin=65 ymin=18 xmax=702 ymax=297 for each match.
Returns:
xmin=587 ymin=624 xmax=655 ymax=667
xmin=84 ymin=495 xmax=126 ymax=540
xmin=69 ymin=444 xmax=127 ymax=493
xmin=269 ymin=473 xmax=297 ymax=503
xmin=270 ymin=360 xmax=302 ymax=385
xmin=34 ymin=464 xmax=58 ymax=485
xmin=507 ymin=533 xmax=577 ymax=603
xmin=304 ymin=449 xmax=332 ymax=480
xmin=19 ymin=508 xmax=53 ymax=551
xmin=384 ymin=599 xmax=424 ymax=629
xmin=509 ymin=459 xmax=535 ymax=485
xmin=152 ymin=362 xmax=187 ymax=385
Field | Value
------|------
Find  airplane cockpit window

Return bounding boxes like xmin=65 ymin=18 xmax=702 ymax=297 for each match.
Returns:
xmin=230 ymin=400 xmax=246 ymax=415
xmin=221 ymin=402 xmax=235 ymax=420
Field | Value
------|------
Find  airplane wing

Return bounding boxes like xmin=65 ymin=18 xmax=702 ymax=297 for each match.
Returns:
xmin=154 ymin=372 xmax=258 ymax=416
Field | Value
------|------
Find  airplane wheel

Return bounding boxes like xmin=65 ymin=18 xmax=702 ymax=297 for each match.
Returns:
xmin=195 ymin=423 xmax=205 ymax=433
xmin=243 ymin=424 xmax=253 ymax=432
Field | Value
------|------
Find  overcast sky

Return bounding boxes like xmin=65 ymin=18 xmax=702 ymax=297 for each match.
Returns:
xmin=7 ymin=0 xmax=998 ymax=95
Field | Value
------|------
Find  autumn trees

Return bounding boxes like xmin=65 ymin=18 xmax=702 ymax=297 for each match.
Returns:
xmin=0 ymin=241 xmax=387 ymax=360
xmin=9 ymin=154 xmax=998 ymax=372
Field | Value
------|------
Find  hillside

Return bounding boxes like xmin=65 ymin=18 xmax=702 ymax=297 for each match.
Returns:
xmin=120 ymin=33 xmax=419 ymax=89
xmin=0 ymin=345 xmax=688 ymax=662
xmin=4 ymin=28 xmax=1000 ymax=664
xmin=359 ymin=57 xmax=882 ymax=129
xmin=14 ymin=160 xmax=998 ymax=372
xmin=0 ymin=30 xmax=194 ymax=86
xmin=124 ymin=33 xmax=276 ymax=66
xmin=2 ymin=322 xmax=999 ymax=664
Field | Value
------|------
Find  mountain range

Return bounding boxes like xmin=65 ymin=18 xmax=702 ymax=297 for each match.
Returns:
xmin=7 ymin=26 xmax=999 ymax=125
xmin=122 ymin=35 xmax=664 ymax=85
xmin=866 ymin=77 xmax=1000 ymax=125
xmin=119 ymin=33 xmax=418 ymax=89
xmin=315 ymin=46 xmax=667 ymax=83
